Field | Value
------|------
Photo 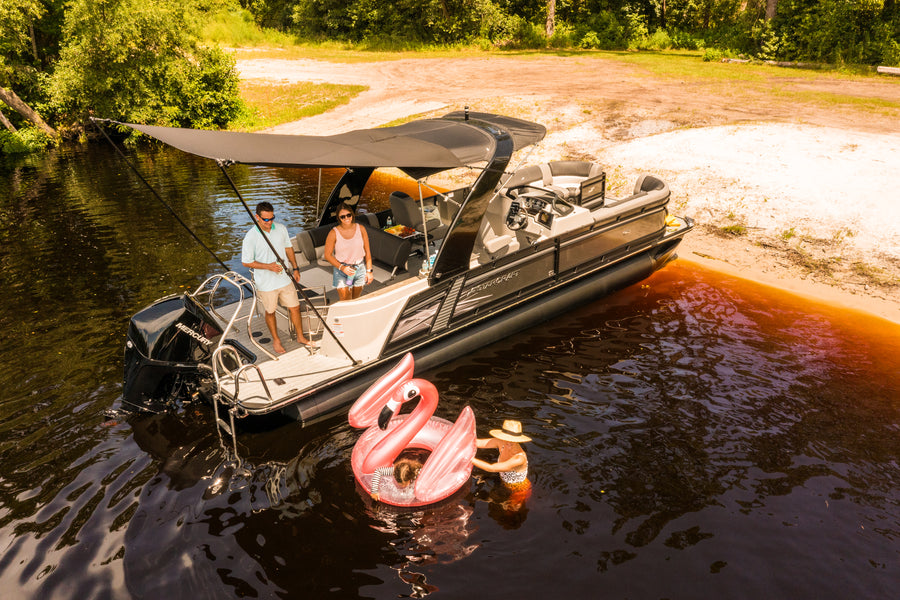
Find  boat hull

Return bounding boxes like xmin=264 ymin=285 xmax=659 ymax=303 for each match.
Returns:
xmin=283 ymin=233 xmax=684 ymax=425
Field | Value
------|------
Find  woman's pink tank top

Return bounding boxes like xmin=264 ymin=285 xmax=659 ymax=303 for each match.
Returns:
xmin=334 ymin=224 xmax=365 ymax=264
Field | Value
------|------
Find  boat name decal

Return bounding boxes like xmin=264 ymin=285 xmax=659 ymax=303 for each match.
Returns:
xmin=176 ymin=322 xmax=213 ymax=347
xmin=465 ymin=270 xmax=520 ymax=296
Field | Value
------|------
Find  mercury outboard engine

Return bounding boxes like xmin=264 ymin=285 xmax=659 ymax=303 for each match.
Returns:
xmin=122 ymin=294 xmax=225 ymax=412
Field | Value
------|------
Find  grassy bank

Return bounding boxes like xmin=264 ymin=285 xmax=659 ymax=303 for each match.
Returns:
xmin=233 ymin=80 xmax=367 ymax=131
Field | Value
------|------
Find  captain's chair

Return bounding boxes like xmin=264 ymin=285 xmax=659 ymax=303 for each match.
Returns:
xmin=389 ymin=191 xmax=448 ymax=242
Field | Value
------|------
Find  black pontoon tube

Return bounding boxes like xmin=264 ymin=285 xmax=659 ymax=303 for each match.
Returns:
xmin=216 ymin=162 xmax=359 ymax=365
xmin=90 ymin=117 xmax=230 ymax=272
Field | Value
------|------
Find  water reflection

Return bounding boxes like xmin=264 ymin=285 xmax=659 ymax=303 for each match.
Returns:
xmin=2 ymin=146 xmax=900 ymax=599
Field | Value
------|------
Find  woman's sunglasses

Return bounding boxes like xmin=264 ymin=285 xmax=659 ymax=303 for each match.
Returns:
xmin=339 ymin=214 xmax=353 ymax=220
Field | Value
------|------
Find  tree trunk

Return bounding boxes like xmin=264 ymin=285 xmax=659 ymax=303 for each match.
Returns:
xmin=546 ymin=0 xmax=556 ymax=38
xmin=0 ymin=108 xmax=17 ymax=132
xmin=766 ymin=0 xmax=778 ymax=20
xmin=439 ymin=0 xmax=449 ymax=20
xmin=0 ymin=86 xmax=56 ymax=136
xmin=29 ymin=22 xmax=39 ymax=61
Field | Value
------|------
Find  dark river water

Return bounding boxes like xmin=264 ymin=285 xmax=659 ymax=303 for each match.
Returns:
xmin=1 ymin=143 xmax=899 ymax=599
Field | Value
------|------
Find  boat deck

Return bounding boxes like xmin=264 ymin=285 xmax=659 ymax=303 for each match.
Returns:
xmin=209 ymin=300 xmax=354 ymax=412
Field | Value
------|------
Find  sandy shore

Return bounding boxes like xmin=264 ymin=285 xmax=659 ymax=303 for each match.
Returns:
xmin=237 ymin=56 xmax=900 ymax=324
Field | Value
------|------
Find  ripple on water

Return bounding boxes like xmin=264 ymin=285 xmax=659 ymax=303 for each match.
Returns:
xmin=2 ymin=149 xmax=900 ymax=598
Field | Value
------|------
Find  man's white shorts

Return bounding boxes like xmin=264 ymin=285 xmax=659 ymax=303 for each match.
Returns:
xmin=258 ymin=283 xmax=299 ymax=314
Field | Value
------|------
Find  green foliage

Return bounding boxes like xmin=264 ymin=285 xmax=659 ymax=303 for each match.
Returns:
xmin=575 ymin=11 xmax=627 ymax=50
xmin=669 ymin=28 xmax=705 ymax=50
xmin=234 ymin=0 xmax=899 ymax=66
xmin=0 ymin=127 xmax=53 ymax=154
xmin=504 ymin=20 xmax=548 ymax=49
xmin=48 ymin=0 xmax=242 ymax=129
xmin=239 ymin=0 xmax=297 ymax=30
xmin=770 ymin=0 xmax=899 ymax=65
xmin=203 ymin=6 xmax=298 ymax=46
xmin=0 ymin=0 xmax=52 ymax=115
xmin=702 ymin=47 xmax=724 ymax=61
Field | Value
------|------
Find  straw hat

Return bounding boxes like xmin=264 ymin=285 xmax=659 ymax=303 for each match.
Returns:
xmin=489 ymin=420 xmax=531 ymax=443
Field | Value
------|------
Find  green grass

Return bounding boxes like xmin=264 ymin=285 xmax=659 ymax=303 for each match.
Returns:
xmin=719 ymin=224 xmax=747 ymax=236
xmin=779 ymin=227 xmax=796 ymax=241
xmin=232 ymin=80 xmax=367 ymax=131
xmin=209 ymin=9 xmax=900 ymax=128
xmin=202 ymin=8 xmax=300 ymax=48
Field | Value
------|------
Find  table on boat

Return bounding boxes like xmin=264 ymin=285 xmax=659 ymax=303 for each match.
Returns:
xmin=384 ymin=225 xmax=433 ymax=254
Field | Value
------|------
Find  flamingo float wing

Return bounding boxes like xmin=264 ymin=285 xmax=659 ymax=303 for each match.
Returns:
xmin=414 ymin=405 xmax=476 ymax=504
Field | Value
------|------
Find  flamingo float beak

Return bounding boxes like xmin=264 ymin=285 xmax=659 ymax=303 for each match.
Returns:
xmin=377 ymin=403 xmax=395 ymax=430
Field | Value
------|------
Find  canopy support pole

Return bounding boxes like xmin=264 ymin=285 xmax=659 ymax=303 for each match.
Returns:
xmin=217 ymin=161 xmax=360 ymax=365
xmin=316 ymin=168 xmax=322 ymax=217
xmin=417 ymin=181 xmax=430 ymax=266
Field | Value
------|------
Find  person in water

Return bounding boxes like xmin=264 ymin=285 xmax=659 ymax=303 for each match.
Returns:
xmin=324 ymin=203 xmax=374 ymax=301
xmin=370 ymin=457 xmax=422 ymax=502
xmin=241 ymin=201 xmax=316 ymax=354
xmin=472 ymin=419 xmax=531 ymax=494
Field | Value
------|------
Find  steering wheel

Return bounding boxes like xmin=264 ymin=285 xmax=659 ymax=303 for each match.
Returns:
xmin=506 ymin=201 xmax=528 ymax=231
xmin=508 ymin=185 xmax=574 ymax=216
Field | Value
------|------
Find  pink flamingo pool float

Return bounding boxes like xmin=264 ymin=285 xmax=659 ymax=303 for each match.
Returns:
xmin=348 ymin=353 xmax=476 ymax=507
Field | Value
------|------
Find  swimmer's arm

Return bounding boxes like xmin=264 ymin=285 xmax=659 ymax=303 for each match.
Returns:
xmin=472 ymin=453 xmax=526 ymax=473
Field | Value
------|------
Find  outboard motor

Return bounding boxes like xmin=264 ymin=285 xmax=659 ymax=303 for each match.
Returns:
xmin=122 ymin=294 xmax=224 ymax=412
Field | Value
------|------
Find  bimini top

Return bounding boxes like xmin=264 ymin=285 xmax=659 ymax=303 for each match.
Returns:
xmin=116 ymin=111 xmax=546 ymax=175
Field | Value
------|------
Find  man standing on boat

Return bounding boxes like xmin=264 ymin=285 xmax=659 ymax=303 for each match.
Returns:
xmin=242 ymin=202 xmax=316 ymax=354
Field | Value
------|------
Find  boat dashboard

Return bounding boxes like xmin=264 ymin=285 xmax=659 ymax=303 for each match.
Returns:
xmin=504 ymin=184 xmax=577 ymax=232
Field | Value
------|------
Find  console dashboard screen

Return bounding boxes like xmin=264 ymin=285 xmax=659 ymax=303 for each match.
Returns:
xmin=536 ymin=210 xmax=554 ymax=229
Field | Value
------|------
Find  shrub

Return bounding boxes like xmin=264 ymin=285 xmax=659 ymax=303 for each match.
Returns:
xmin=503 ymin=20 xmax=547 ymax=49
xmin=574 ymin=11 xmax=626 ymax=50
xmin=702 ymin=48 xmax=726 ymax=62
xmin=669 ymin=28 xmax=704 ymax=51
xmin=49 ymin=0 xmax=242 ymax=129
xmin=549 ymin=21 xmax=577 ymax=48
xmin=624 ymin=9 xmax=649 ymax=49
xmin=0 ymin=127 xmax=53 ymax=154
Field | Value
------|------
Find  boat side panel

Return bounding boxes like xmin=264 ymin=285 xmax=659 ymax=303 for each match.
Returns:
xmin=285 ymin=246 xmax=671 ymax=426
xmin=560 ymin=209 xmax=666 ymax=273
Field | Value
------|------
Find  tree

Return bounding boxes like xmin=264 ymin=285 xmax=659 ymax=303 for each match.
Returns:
xmin=48 ymin=0 xmax=241 ymax=128
xmin=0 ymin=0 xmax=57 ymax=133
xmin=0 ymin=86 xmax=55 ymax=135
xmin=546 ymin=0 xmax=556 ymax=37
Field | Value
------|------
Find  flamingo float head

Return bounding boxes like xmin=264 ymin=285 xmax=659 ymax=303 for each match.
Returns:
xmin=377 ymin=380 xmax=421 ymax=430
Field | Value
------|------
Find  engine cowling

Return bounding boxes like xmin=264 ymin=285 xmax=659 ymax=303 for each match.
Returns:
xmin=122 ymin=294 xmax=223 ymax=412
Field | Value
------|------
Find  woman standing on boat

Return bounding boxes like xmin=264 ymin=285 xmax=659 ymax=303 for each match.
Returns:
xmin=324 ymin=203 xmax=374 ymax=301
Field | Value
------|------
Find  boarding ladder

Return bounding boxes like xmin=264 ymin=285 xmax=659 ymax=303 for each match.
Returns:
xmin=189 ymin=272 xmax=278 ymax=455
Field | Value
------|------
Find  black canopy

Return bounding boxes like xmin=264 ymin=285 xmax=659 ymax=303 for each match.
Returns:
xmin=118 ymin=112 xmax=546 ymax=174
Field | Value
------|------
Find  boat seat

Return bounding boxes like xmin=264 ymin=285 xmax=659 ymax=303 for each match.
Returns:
xmin=389 ymin=191 xmax=448 ymax=242
xmin=293 ymin=223 xmax=411 ymax=279
xmin=501 ymin=161 xmax=603 ymax=187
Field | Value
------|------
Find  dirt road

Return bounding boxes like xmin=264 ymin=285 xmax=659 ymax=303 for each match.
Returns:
xmin=238 ymin=55 xmax=900 ymax=323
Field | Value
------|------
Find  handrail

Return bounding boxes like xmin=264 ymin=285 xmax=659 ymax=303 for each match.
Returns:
xmin=231 ymin=363 xmax=275 ymax=407
xmin=210 ymin=345 xmax=274 ymax=410
xmin=191 ymin=271 xmax=277 ymax=361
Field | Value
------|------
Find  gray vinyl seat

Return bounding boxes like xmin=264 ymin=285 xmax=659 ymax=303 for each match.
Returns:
xmin=389 ymin=191 xmax=448 ymax=242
